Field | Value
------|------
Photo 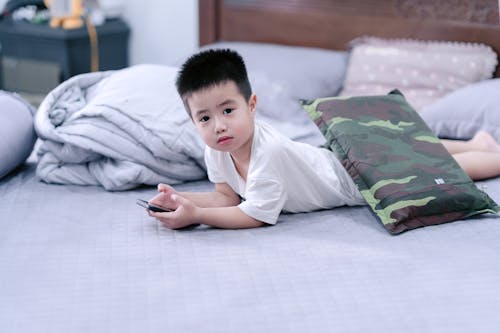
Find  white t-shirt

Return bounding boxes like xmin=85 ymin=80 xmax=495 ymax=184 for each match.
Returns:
xmin=205 ymin=121 xmax=365 ymax=224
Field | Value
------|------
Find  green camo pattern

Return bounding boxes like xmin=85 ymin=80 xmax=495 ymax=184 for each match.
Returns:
xmin=303 ymin=90 xmax=499 ymax=234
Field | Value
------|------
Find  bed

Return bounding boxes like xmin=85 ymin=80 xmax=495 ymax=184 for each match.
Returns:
xmin=2 ymin=0 xmax=500 ymax=332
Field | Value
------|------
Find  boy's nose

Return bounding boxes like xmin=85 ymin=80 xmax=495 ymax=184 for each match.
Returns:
xmin=214 ymin=117 xmax=227 ymax=133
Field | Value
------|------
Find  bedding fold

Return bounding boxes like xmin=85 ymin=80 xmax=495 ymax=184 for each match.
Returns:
xmin=34 ymin=64 xmax=206 ymax=190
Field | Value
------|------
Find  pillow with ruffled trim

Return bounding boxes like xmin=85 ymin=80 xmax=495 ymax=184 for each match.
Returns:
xmin=339 ymin=36 xmax=497 ymax=112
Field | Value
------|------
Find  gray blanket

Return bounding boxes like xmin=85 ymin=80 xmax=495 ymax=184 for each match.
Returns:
xmin=34 ymin=65 xmax=206 ymax=190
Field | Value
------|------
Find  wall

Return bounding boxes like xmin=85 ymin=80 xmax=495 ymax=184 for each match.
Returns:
xmin=121 ymin=0 xmax=199 ymax=65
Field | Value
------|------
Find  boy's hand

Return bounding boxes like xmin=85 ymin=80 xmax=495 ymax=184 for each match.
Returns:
xmin=148 ymin=183 xmax=178 ymax=210
xmin=148 ymin=194 xmax=199 ymax=230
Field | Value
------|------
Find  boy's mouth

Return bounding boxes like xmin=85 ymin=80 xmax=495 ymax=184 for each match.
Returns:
xmin=217 ymin=136 xmax=233 ymax=144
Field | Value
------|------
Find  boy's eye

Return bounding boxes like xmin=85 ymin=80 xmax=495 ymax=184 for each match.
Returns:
xmin=223 ymin=108 xmax=233 ymax=115
xmin=199 ymin=116 xmax=210 ymax=122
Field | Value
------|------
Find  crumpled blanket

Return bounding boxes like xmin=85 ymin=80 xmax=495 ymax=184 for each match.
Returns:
xmin=34 ymin=64 xmax=206 ymax=190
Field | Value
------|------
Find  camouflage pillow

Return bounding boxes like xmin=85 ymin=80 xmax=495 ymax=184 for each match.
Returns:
xmin=302 ymin=90 xmax=499 ymax=234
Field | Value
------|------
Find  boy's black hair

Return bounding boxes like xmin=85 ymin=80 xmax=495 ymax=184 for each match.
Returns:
xmin=176 ymin=49 xmax=252 ymax=112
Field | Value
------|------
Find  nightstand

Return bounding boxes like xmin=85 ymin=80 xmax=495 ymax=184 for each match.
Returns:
xmin=0 ymin=17 xmax=130 ymax=94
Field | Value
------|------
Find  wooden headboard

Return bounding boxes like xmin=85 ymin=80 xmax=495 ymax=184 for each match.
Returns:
xmin=199 ymin=0 xmax=500 ymax=76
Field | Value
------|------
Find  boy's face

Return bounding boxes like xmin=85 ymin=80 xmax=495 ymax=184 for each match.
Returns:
xmin=187 ymin=81 xmax=256 ymax=157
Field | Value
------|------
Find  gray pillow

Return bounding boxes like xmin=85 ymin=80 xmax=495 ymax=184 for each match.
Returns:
xmin=200 ymin=41 xmax=349 ymax=99
xmin=0 ymin=91 xmax=36 ymax=178
xmin=420 ymin=79 xmax=500 ymax=140
xmin=197 ymin=42 xmax=349 ymax=146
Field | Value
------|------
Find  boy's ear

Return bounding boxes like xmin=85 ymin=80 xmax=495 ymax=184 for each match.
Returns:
xmin=182 ymin=99 xmax=194 ymax=121
xmin=249 ymin=93 xmax=257 ymax=114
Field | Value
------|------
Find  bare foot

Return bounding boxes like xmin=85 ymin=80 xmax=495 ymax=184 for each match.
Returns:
xmin=469 ymin=130 xmax=500 ymax=153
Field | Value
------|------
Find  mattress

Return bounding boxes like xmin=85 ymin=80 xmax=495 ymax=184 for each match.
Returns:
xmin=1 ymin=163 xmax=499 ymax=332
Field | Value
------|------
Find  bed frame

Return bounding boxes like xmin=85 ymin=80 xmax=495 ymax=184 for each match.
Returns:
xmin=199 ymin=0 xmax=500 ymax=76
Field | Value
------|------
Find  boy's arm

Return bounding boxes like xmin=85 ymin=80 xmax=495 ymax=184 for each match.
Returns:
xmin=148 ymin=182 xmax=266 ymax=229
xmin=149 ymin=183 xmax=240 ymax=209
xmin=178 ymin=183 xmax=241 ymax=208
xmin=195 ymin=206 xmax=265 ymax=229
xmin=148 ymin=194 xmax=265 ymax=229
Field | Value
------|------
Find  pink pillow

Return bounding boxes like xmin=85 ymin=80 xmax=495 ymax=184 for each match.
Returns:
xmin=339 ymin=36 xmax=498 ymax=112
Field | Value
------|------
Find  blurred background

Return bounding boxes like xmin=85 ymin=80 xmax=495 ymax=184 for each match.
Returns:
xmin=0 ymin=0 xmax=199 ymax=104
xmin=115 ymin=0 xmax=198 ymax=65
xmin=0 ymin=0 xmax=198 ymax=64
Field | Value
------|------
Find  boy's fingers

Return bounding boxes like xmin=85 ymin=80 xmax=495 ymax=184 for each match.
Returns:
xmin=149 ymin=192 xmax=165 ymax=204
xmin=150 ymin=192 xmax=176 ymax=208
xmin=157 ymin=183 xmax=167 ymax=192
xmin=150 ymin=210 xmax=173 ymax=217
xmin=158 ymin=183 xmax=174 ymax=193
xmin=171 ymin=194 xmax=189 ymax=206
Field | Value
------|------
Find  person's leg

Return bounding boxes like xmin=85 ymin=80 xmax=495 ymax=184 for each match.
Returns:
xmin=441 ymin=131 xmax=500 ymax=154
xmin=452 ymin=151 xmax=500 ymax=180
xmin=439 ymin=131 xmax=500 ymax=180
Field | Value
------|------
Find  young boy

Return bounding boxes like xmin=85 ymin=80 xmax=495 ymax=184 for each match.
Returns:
xmin=147 ymin=49 xmax=500 ymax=230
